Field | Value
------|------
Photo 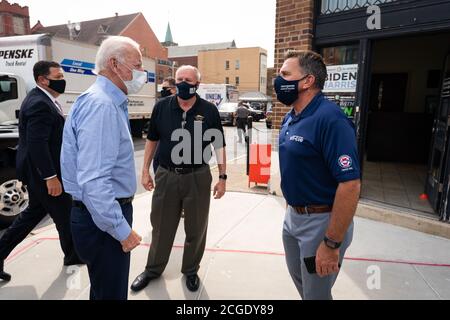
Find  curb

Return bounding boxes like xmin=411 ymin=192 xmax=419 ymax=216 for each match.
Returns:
xmin=356 ymin=200 xmax=450 ymax=240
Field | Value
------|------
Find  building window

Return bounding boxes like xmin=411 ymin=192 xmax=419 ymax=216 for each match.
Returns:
xmin=225 ymin=60 xmax=230 ymax=70
xmin=13 ymin=16 xmax=25 ymax=35
xmin=225 ymin=77 xmax=229 ymax=84
xmin=235 ymin=60 xmax=240 ymax=70
xmin=235 ymin=77 xmax=240 ymax=86
xmin=321 ymin=0 xmax=396 ymax=15
xmin=0 ymin=15 xmax=4 ymax=34
xmin=322 ymin=44 xmax=359 ymax=66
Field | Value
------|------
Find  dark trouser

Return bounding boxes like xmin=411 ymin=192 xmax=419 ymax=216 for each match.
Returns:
xmin=70 ymin=203 xmax=133 ymax=300
xmin=145 ymin=165 xmax=212 ymax=277
xmin=0 ymin=182 xmax=78 ymax=264
xmin=236 ymin=118 xmax=247 ymax=142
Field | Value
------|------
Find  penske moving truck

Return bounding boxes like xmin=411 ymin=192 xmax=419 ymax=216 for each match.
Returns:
xmin=0 ymin=34 xmax=156 ymax=227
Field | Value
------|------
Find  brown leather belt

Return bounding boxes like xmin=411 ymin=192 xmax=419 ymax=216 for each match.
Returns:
xmin=292 ymin=205 xmax=332 ymax=215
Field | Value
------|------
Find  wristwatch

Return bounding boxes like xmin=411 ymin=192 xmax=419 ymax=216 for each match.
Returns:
xmin=219 ymin=174 xmax=228 ymax=181
xmin=324 ymin=236 xmax=341 ymax=249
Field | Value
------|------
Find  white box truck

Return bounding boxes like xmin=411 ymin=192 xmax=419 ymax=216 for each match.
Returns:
xmin=0 ymin=34 xmax=156 ymax=227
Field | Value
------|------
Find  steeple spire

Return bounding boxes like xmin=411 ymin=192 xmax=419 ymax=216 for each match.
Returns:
xmin=165 ymin=22 xmax=173 ymax=43
xmin=161 ymin=21 xmax=178 ymax=47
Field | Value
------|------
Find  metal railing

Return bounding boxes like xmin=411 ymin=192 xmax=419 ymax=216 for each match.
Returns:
xmin=320 ymin=0 xmax=397 ymax=14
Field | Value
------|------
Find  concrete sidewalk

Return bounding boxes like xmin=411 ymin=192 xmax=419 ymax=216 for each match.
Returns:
xmin=1 ymin=192 xmax=450 ymax=300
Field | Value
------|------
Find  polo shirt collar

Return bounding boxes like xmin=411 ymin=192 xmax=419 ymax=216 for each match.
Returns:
xmin=95 ymin=75 xmax=128 ymax=109
xmin=171 ymin=94 xmax=201 ymax=114
xmin=289 ymin=91 xmax=324 ymax=120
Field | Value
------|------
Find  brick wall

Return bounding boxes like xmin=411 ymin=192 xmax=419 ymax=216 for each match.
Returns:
xmin=0 ymin=0 xmax=30 ymax=36
xmin=272 ymin=0 xmax=315 ymax=149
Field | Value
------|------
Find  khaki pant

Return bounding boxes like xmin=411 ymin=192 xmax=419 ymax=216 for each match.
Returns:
xmin=145 ymin=165 xmax=212 ymax=276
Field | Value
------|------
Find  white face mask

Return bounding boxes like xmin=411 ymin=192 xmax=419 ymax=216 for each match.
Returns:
xmin=117 ymin=60 xmax=147 ymax=94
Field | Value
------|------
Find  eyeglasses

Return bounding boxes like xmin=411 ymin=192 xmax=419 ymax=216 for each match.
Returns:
xmin=182 ymin=111 xmax=187 ymax=129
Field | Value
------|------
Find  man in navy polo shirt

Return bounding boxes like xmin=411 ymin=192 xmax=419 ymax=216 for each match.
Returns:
xmin=274 ymin=51 xmax=361 ymax=300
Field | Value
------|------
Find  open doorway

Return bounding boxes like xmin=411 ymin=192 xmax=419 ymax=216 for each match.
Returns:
xmin=361 ymin=32 xmax=450 ymax=215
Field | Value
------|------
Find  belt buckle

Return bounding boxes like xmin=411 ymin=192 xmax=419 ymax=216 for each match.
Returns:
xmin=304 ymin=206 xmax=310 ymax=215
xmin=174 ymin=168 xmax=183 ymax=175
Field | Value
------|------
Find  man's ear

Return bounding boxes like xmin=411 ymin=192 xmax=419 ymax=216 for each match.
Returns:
xmin=37 ymin=75 xmax=47 ymax=86
xmin=109 ymin=57 xmax=118 ymax=70
xmin=304 ymin=75 xmax=316 ymax=90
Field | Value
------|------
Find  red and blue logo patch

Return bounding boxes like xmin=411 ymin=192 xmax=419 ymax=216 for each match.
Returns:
xmin=338 ymin=155 xmax=353 ymax=169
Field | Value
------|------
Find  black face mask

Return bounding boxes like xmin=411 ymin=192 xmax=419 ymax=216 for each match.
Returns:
xmin=274 ymin=74 xmax=309 ymax=106
xmin=47 ymin=78 xmax=66 ymax=94
xmin=160 ymin=88 xmax=173 ymax=98
xmin=176 ymin=81 xmax=198 ymax=100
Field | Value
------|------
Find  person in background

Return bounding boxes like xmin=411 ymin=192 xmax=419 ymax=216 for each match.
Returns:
xmin=153 ymin=77 xmax=177 ymax=173
xmin=234 ymin=101 xmax=251 ymax=143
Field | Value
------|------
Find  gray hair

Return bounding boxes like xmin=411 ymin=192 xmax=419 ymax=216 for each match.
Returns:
xmin=94 ymin=36 xmax=141 ymax=74
xmin=176 ymin=65 xmax=202 ymax=82
xmin=285 ymin=50 xmax=327 ymax=90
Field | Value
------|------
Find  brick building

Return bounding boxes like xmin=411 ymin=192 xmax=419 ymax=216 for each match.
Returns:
xmin=0 ymin=0 xmax=30 ymax=36
xmin=34 ymin=13 xmax=173 ymax=83
xmin=274 ymin=0 xmax=450 ymax=221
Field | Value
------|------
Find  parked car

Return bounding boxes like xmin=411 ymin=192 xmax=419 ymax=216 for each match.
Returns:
xmin=248 ymin=106 xmax=266 ymax=122
xmin=266 ymin=103 xmax=273 ymax=129
xmin=218 ymin=102 xmax=238 ymax=126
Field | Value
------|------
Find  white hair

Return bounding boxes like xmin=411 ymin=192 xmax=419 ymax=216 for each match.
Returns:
xmin=176 ymin=65 xmax=202 ymax=82
xmin=94 ymin=36 xmax=141 ymax=74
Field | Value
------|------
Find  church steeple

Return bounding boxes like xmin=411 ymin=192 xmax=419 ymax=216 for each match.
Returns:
xmin=161 ymin=22 xmax=178 ymax=47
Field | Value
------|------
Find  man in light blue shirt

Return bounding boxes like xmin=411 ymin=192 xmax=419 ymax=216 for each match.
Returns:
xmin=61 ymin=36 xmax=146 ymax=300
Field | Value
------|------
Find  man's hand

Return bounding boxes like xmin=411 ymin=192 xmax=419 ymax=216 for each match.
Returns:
xmin=46 ymin=177 xmax=63 ymax=197
xmin=315 ymin=242 xmax=340 ymax=278
xmin=141 ymin=171 xmax=155 ymax=191
xmin=213 ymin=180 xmax=226 ymax=199
xmin=120 ymin=230 xmax=142 ymax=253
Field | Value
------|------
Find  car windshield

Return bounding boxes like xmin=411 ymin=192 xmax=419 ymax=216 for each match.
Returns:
xmin=219 ymin=103 xmax=238 ymax=112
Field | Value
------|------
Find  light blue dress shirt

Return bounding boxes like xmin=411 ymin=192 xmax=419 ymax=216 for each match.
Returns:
xmin=61 ymin=75 xmax=137 ymax=242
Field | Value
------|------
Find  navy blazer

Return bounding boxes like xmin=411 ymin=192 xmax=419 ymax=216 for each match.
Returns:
xmin=16 ymin=87 xmax=65 ymax=185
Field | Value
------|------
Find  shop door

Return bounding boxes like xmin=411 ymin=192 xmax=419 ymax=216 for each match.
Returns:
xmin=425 ymin=54 xmax=450 ymax=215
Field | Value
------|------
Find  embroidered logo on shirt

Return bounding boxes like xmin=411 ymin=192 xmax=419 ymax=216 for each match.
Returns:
xmin=195 ymin=115 xmax=205 ymax=122
xmin=338 ymin=155 xmax=353 ymax=169
xmin=290 ymin=135 xmax=304 ymax=143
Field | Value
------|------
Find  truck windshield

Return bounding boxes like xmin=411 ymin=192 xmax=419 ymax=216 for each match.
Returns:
xmin=0 ymin=76 xmax=18 ymax=103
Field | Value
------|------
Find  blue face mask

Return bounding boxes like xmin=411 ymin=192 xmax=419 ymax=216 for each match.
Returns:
xmin=274 ymin=75 xmax=309 ymax=106
xmin=176 ymin=81 xmax=198 ymax=100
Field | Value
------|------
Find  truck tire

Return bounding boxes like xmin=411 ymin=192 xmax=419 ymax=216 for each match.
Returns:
xmin=130 ymin=119 xmax=145 ymax=138
xmin=0 ymin=169 xmax=28 ymax=228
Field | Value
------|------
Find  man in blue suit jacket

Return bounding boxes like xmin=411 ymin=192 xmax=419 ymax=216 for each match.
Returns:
xmin=0 ymin=61 xmax=81 ymax=282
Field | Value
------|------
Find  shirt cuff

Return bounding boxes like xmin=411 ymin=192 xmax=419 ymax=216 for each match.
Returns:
xmin=44 ymin=175 xmax=57 ymax=181
xmin=111 ymin=219 xmax=132 ymax=242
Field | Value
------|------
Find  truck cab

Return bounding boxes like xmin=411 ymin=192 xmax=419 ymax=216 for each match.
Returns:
xmin=0 ymin=73 xmax=28 ymax=227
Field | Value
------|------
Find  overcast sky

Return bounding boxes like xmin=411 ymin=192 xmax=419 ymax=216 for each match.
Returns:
xmin=13 ymin=0 xmax=277 ymax=67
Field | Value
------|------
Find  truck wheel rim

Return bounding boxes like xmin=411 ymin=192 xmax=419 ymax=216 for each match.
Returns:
xmin=0 ymin=180 xmax=28 ymax=218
